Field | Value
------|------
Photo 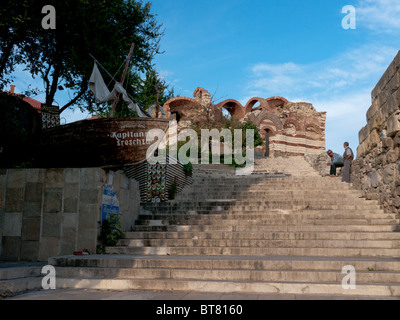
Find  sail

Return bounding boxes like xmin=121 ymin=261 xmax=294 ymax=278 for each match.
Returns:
xmin=89 ymin=62 xmax=147 ymax=118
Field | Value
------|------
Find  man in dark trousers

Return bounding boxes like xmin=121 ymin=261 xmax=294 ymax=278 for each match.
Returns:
xmin=342 ymin=142 xmax=354 ymax=183
xmin=327 ymin=150 xmax=344 ymax=177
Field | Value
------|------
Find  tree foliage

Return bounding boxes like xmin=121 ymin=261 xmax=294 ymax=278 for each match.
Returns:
xmin=0 ymin=0 xmax=165 ymax=115
xmin=0 ymin=92 xmax=41 ymax=167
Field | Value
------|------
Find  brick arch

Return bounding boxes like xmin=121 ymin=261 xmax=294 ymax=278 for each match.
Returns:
xmin=283 ymin=118 xmax=301 ymax=131
xmin=215 ymin=99 xmax=245 ymax=120
xmin=304 ymin=119 xmax=322 ymax=134
xmin=163 ymin=97 xmax=201 ymax=118
xmin=265 ymin=96 xmax=289 ymax=107
xmin=253 ymin=111 xmax=283 ymax=131
xmin=259 ymin=124 xmax=277 ymax=137
xmin=304 ymin=123 xmax=322 ymax=135
xmin=244 ymin=97 xmax=267 ymax=114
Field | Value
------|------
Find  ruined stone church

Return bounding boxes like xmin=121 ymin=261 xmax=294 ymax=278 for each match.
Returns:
xmin=162 ymin=87 xmax=326 ymax=157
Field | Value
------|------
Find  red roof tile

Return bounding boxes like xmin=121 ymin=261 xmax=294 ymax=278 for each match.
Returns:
xmin=22 ymin=96 xmax=42 ymax=113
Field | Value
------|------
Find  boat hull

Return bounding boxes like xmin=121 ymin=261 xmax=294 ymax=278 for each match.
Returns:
xmin=35 ymin=118 xmax=170 ymax=168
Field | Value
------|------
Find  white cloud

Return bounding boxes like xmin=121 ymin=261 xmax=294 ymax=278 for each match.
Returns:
xmin=244 ymin=44 xmax=398 ymax=103
xmin=158 ymin=69 xmax=174 ymax=80
xmin=242 ymin=44 xmax=399 ymax=157
xmin=251 ymin=62 xmax=304 ymax=76
xmin=320 ymin=90 xmax=372 ymax=157
xmin=357 ymin=0 xmax=400 ymax=32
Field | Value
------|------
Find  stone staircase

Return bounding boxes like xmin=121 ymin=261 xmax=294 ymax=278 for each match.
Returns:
xmin=0 ymin=262 xmax=44 ymax=298
xmin=50 ymin=156 xmax=400 ymax=297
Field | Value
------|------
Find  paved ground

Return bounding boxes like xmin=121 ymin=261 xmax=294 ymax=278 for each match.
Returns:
xmin=6 ymin=288 xmax=400 ymax=300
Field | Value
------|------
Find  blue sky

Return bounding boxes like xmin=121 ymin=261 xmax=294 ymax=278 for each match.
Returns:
xmin=9 ymin=0 xmax=400 ymax=157
xmin=149 ymin=0 xmax=400 ymax=156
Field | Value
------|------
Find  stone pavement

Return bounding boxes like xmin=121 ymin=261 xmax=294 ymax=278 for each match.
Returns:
xmin=7 ymin=288 xmax=400 ymax=300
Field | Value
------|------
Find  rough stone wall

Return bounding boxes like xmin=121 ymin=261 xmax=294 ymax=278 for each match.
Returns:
xmin=193 ymin=87 xmax=212 ymax=108
xmin=0 ymin=168 xmax=140 ymax=261
xmin=351 ymin=51 xmax=400 ymax=214
xmin=304 ymin=153 xmax=331 ymax=177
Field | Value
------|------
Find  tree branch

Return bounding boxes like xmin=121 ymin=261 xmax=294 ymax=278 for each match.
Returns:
xmin=42 ymin=64 xmax=51 ymax=98
xmin=58 ymin=77 xmax=89 ymax=114
xmin=46 ymin=62 xmax=62 ymax=107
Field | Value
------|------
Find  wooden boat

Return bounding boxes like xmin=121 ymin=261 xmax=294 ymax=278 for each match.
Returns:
xmin=34 ymin=44 xmax=171 ymax=169
xmin=34 ymin=117 xmax=170 ymax=168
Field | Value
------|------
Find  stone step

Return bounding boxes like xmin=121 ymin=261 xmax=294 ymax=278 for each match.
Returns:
xmin=141 ymin=204 xmax=383 ymax=212
xmin=53 ymin=276 xmax=400 ymax=297
xmin=179 ymin=187 xmax=357 ymax=194
xmin=53 ymin=266 xmax=400 ymax=284
xmin=49 ymin=254 xmax=400 ymax=296
xmin=134 ymin=219 xmax=398 ymax=227
xmin=214 ymin=205 xmax=383 ymax=211
xmin=177 ymin=190 xmax=364 ymax=196
xmin=125 ymin=231 xmax=400 ymax=241
xmin=118 ymin=238 xmax=400 ymax=249
xmin=174 ymin=197 xmax=372 ymax=205
xmin=43 ymin=156 xmax=400 ymax=298
xmin=106 ymin=246 xmax=400 ymax=258
xmin=0 ymin=263 xmax=44 ymax=298
xmin=187 ymin=181 xmax=352 ymax=188
xmin=139 ymin=209 xmax=387 ymax=216
xmin=138 ymin=209 xmax=386 ymax=217
xmin=192 ymin=175 xmax=333 ymax=181
xmin=0 ymin=277 xmax=43 ymax=298
xmin=175 ymin=195 xmax=366 ymax=202
xmin=137 ymin=212 xmax=396 ymax=220
xmin=143 ymin=198 xmax=380 ymax=205
xmin=49 ymin=255 xmax=400 ymax=272
xmin=130 ymin=224 xmax=400 ymax=233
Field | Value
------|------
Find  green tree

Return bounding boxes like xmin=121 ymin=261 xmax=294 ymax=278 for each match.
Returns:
xmin=0 ymin=0 xmax=43 ymax=87
xmin=137 ymin=69 xmax=175 ymax=111
xmin=241 ymin=121 xmax=263 ymax=148
xmin=225 ymin=119 xmax=263 ymax=148
xmin=0 ymin=0 xmax=164 ymax=115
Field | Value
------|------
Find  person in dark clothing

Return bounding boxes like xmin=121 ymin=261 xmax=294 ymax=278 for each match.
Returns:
xmin=327 ymin=150 xmax=344 ymax=177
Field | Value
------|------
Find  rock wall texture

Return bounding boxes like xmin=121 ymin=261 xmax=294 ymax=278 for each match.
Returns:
xmin=0 ymin=168 xmax=140 ymax=261
xmin=351 ymin=51 xmax=400 ymax=214
xmin=304 ymin=153 xmax=331 ymax=177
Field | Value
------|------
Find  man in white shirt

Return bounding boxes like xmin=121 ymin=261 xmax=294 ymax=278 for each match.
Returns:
xmin=342 ymin=142 xmax=354 ymax=183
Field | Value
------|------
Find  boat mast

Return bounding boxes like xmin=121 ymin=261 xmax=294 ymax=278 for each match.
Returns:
xmin=110 ymin=43 xmax=135 ymax=117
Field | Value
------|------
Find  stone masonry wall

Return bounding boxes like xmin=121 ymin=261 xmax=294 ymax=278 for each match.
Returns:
xmin=304 ymin=153 xmax=331 ymax=177
xmin=0 ymin=168 xmax=140 ymax=261
xmin=351 ymin=51 xmax=400 ymax=214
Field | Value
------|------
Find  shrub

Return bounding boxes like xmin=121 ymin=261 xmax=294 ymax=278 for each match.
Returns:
xmin=97 ymin=214 xmax=124 ymax=253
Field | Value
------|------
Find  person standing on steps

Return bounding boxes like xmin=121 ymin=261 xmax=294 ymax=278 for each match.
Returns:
xmin=342 ymin=142 xmax=354 ymax=183
xmin=327 ymin=150 xmax=344 ymax=177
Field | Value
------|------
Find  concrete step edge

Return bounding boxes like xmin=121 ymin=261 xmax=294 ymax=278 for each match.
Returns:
xmin=55 ymin=277 xmax=400 ymax=297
